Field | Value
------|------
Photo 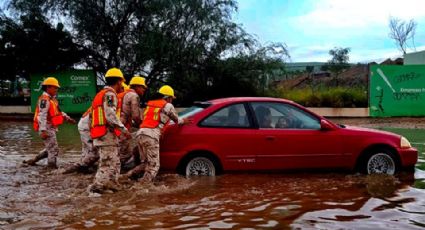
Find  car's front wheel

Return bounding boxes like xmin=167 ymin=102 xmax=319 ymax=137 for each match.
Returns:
xmin=362 ymin=149 xmax=398 ymax=175
xmin=185 ymin=156 xmax=216 ymax=176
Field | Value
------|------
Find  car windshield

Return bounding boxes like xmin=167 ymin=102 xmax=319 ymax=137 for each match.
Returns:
xmin=178 ymin=106 xmax=205 ymax=118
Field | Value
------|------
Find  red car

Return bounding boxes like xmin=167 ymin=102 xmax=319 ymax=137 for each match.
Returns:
xmin=160 ymin=97 xmax=418 ymax=176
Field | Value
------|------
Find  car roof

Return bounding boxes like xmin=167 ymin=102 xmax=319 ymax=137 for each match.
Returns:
xmin=207 ymin=97 xmax=294 ymax=105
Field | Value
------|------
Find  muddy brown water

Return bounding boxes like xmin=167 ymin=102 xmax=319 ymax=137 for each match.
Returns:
xmin=1 ymin=121 xmax=425 ymax=229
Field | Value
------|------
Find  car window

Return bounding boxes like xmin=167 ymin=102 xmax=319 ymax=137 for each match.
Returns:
xmin=251 ymin=102 xmax=320 ymax=130
xmin=200 ymin=103 xmax=250 ymax=128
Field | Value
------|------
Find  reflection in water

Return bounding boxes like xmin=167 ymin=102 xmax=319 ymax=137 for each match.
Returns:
xmin=365 ymin=174 xmax=399 ymax=198
xmin=0 ymin=122 xmax=424 ymax=229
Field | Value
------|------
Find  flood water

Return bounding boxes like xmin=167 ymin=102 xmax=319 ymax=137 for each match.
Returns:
xmin=0 ymin=121 xmax=425 ymax=229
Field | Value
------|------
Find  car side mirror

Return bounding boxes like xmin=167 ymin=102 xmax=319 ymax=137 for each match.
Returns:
xmin=320 ymin=119 xmax=334 ymax=131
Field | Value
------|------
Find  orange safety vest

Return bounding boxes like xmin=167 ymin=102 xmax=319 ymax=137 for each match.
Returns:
xmin=33 ymin=94 xmax=64 ymax=131
xmin=90 ymin=88 xmax=121 ymax=139
xmin=140 ymin=99 xmax=167 ymax=128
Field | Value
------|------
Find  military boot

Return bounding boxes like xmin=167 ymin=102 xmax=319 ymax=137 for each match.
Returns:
xmin=23 ymin=149 xmax=48 ymax=166
xmin=104 ymin=181 xmax=122 ymax=192
xmin=59 ymin=164 xmax=81 ymax=174
xmin=88 ymin=183 xmax=105 ymax=194
xmin=47 ymin=163 xmax=58 ymax=169
xmin=22 ymin=158 xmax=38 ymax=166
xmin=47 ymin=158 xmax=57 ymax=169
xmin=124 ymin=164 xmax=145 ymax=179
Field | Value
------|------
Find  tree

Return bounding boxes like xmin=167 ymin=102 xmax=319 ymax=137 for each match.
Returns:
xmin=0 ymin=9 xmax=82 ymax=80
xmin=166 ymin=42 xmax=289 ymax=104
xmin=326 ymin=47 xmax=350 ymax=87
xmin=305 ymin=65 xmax=315 ymax=94
xmin=388 ymin=17 xmax=417 ymax=54
xmin=132 ymin=0 xmax=257 ymax=84
xmin=8 ymin=0 xmax=255 ymax=80
xmin=6 ymin=0 xmax=290 ymax=104
xmin=9 ymin=0 xmax=142 ymax=78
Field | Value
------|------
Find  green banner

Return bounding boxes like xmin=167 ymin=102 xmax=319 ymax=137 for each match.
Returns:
xmin=370 ymin=65 xmax=425 ymax=117
xmin=31 ymin=70 xmax=96 ymax=113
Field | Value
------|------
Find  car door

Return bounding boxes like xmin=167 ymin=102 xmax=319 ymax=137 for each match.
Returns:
xmin=250 ymin=102 xmax=344 ymax=170
xmin=198 ymin=103 xmax=259 ymax=170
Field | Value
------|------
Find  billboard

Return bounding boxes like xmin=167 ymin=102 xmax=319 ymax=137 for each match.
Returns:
xmin=370 ymin=65 xmax=425 ymax=117
xmin=31 ymin=70 xmax=96 ymax=113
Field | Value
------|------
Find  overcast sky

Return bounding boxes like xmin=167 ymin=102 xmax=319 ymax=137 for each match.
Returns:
xmin=235 ymin=0 xmax=425 ymax=63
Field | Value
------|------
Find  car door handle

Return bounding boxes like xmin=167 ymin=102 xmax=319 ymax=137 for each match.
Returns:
xmin=265 ymin=136 xmax=275 ymax=141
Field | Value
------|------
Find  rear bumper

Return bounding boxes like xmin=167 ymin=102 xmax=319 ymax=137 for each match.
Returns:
xmin=398 ymin=147 xmax=418 ymax=167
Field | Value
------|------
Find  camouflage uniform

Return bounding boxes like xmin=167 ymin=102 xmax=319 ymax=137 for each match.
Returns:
xmin=26 ymin=92 xmax=71 ymax=167
xmin=78 ymin=115 xmax=99 ymax=166
xmin=119 ymin=89 xmax=141 ymax=165
xmin=89 ymin=86 xmax=128 ymax=192
xmin=132 ymin=102 xmax=183 ymax=182
xmin=61 ymin=114 xmax=99 ymax=173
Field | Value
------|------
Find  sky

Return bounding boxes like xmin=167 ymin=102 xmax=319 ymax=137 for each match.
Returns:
xmin=234 ymin=0 xmax=425 ymax=63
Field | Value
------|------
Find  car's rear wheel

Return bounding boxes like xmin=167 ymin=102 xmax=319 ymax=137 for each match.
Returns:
xmin=363 ymin=149 xmax=398 ymax=175
xmin=185 ymin=156 xmax=216 ymax=176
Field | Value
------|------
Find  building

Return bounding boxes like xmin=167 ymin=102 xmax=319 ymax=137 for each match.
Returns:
xmin=404 ymin=50 xmax=425 ymax=65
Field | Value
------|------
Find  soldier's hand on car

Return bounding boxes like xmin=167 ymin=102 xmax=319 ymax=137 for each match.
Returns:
xmin=40 ymin=131 xmax=49 ymax=140
xmin=183 ymin=117 xmax=193 ymax=125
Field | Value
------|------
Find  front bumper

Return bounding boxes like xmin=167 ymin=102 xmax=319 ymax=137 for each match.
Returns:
xmin=398 ymin=147 xmax=418 ymax=167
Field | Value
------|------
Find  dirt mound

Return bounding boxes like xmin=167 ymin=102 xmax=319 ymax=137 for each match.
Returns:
xmin=277 ymin=65 xmax=369 ymax=89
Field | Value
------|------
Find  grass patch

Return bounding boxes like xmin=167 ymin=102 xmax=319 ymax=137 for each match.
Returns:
xmin=270 ymin=87 xmax=367 ymax=107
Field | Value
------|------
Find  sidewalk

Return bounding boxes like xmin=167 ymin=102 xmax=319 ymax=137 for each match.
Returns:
xmin=0 ymin=105 xmax=31 ymax=114
xmin=1 ymin=105 xmax=370 ymax=119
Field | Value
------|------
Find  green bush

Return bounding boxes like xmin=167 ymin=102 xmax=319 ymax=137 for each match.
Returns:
xmin=271 ymin=87 xmax=367 ymax=107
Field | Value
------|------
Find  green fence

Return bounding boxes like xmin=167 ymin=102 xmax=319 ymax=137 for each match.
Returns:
xmin=31 ymin=70 xmax=96 ymax=113
xmin=370 ymin=65 xmax=425 ymax=117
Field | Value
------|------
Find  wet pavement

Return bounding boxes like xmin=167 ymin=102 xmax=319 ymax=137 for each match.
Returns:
xmin=0 ymin=121 xmax=424 ymax=229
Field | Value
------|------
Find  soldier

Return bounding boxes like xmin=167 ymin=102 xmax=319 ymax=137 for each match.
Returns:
xmin=60 ymin=107 xmax=99 ymax=174
xmin=117 ymin=75 xmax=147 ymax=170
xmin=125 ymin=85 xmax=191 ymax=183
xmin=61 ymin=82 xmax=132 ymax=175
xmin=88 ymin=68 xmax=131 ymax=194
xmin=23 ymin=77 xmax=76 ymax=168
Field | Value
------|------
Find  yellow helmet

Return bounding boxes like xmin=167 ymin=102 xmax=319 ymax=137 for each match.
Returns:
xmin=122 ymin=82 xmax=130 ymax=90
xmin=129 ymin=75 xmax=147 ymax=88
xmin=42 ymin=77 xmax=60 ymax=88
xmin=158 ymin=85 xmax=176 ymax=98
xmin=105 ymin=68 xmax=125 ymax=81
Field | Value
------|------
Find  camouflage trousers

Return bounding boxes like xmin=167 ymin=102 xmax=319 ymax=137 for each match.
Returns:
xmin=90 ymin=146 xmax=121 ymax=191
xmin=61 ymin=130 xmax=98 ymax=173
xmin=79 ymin=129 xmax=99 ymax=167
xmin=32 ymin=129 xmax=59 ymax=165
xmin=118 ymin=135 xmax=132 ymax=164
xmin=138 ymin=134 xmax=160 ymax=183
